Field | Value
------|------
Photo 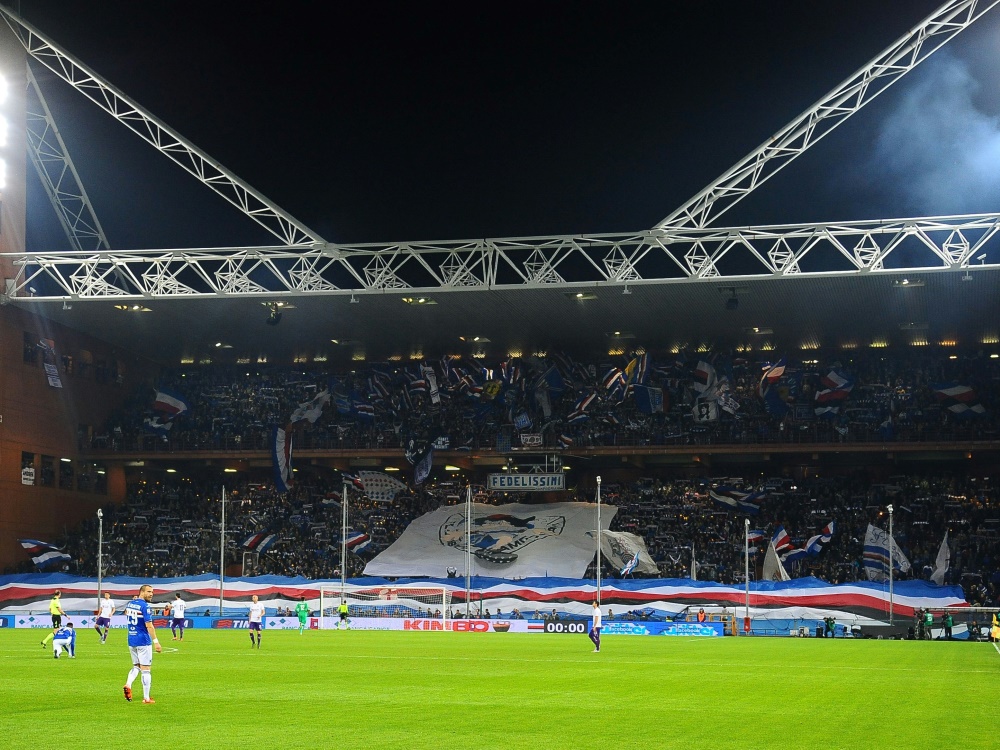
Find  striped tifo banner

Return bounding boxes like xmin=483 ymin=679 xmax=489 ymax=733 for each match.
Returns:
xmin=0 ymin=573 xmax=966 ymax=625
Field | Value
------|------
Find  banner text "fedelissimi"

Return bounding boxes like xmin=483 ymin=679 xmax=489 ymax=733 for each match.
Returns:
xmin=487 ymin=474 xmax=565 ymax=491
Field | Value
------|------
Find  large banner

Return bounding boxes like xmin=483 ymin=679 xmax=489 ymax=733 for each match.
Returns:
xmin=364 ymin=502 xmax=617 ymax=578
xmin=0 ymin=573 xmax=968 ymax=626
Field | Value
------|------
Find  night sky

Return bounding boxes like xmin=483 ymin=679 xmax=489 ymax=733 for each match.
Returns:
xmin=13 ymin=1 xmax=1000 ymax=252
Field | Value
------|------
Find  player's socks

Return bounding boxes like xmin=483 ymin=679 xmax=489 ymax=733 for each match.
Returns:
xmin=42 ymin=633 xmax=54 ymax=646
xmin=126 ymin=666 xmax=140 ymax=689
xmin=141 ymin=671 xmax=152 ymax=701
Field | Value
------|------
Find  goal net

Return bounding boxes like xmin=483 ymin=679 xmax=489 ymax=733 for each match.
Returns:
xmin=319 ymin=586 xmax=452 ymax=627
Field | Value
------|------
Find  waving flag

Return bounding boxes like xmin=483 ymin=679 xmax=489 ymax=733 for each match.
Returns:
xmin=633 ymin=385 xmax=664 ymax=414
xmin=290 ymin=390 xmax=330 ymax=424
xmin=815 ymin=370 xmax=854 ymax=417
xmin=357 ymin=471 xmax=407 ymax=503
xmin=256 ymin=534 xmax=280 ymax=553
xmin=709 ymin=487 xmax=762 ymax=514
xmin=620 ymin=551 xmax=640 ymax=576
xmin=805 ymin=521 xmax=836 ymax=555
xmin=762 ymin=541 xmax=791 ymax=581
xmin=153 ymin=390 xmax=191 ymax=416
xmin=272 ymin=427 xmax=293 ymax=493
xmin=863 ymin=524 xmax=911 ymax=581
xmin=758 ymin=358 xmax=786 ymax=394
xmin=930 ymin=531 xmax=950 ymax=585
xmin=345 ymin=531 xmax=371 ymax=551
xmin=241 ymin=531 xmax=270 ymax=550
xmin=624 ymin=354 xmax=650 ymax=386
xmin=19 ymin=539 xmax=71 ymax=570
xmin=693 ymin=360 xmax=717 ymax=395
xmin=933 ymin=383 xmax=985 ymax=416
xmin=771 ymin=526 xmax=791 ymax=552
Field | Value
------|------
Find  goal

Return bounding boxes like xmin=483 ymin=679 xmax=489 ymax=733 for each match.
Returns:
xmin=319 ymin=586 xmax=452 ymax=627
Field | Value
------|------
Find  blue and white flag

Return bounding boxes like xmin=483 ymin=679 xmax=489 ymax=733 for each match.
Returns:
xmin=272 ymin=427 xmax=293 ymax=493
xmin=806 ymin=521 xmax=836 ymax=555
xmin=863 ymin=523 xmax=911 ymax=581
xmin=709 ymin=487 xmax=763 ymax=514
xmin=18 ymin=539 xmax=71 ymax=570
xmin=256 ymin=533 xmax=280 ymax=554
xmin=290 ymin=390 xmax=330 ymax=424
xmin=621 ymin=551 xmax=640 ymax=576
xmin=634 ymin=385 xmax=664 ymax=414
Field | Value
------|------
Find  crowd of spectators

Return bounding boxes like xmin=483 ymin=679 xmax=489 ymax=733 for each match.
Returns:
xmin=9 ymin=470 xmax=998 ymax=611
xmin=90 ymin=348 xmax=1000 ymax=454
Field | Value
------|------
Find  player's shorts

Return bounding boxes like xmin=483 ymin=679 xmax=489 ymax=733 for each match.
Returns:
xmin=96 ymin=617 xmax=111 ymax=628
xmin=129 ymin=645 xmax=153 ymax=666
xmin=298 ymin=616 xmax=308 ymax=624
xmin=249 ymin=621 xmax=262 ymax=631
xmin=171 ymin=617 xmax=185 ymax=627
xmin=339 ymin=612 xmax=348 ymax=621
xmin=51 ymin=614 xmax=62 ymax=628
xmin=53 ymin=637 xmax=72 ymax=650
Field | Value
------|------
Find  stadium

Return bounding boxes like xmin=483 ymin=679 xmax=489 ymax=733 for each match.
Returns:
xmin=0 ymin=2 xmax=998 ymax=748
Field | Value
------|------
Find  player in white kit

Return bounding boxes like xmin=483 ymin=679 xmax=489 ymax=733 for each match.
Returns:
xmin=248 ymin=595 xmax=265 ymax=649
xmin=170 ymin=593 xmax=187 ymax=641
xmin=95 ymin=592 xmax=116 ymax=644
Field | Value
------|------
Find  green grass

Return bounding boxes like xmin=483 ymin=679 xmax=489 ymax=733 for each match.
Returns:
xmin=0 ymin=629 xmax=995 ymax=749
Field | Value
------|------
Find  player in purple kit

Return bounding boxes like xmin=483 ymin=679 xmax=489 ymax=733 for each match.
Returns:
xmin=170 ymin=593 xmax=187 ymax=641
xmin=123 ymin=583 xmax=162 ymax=704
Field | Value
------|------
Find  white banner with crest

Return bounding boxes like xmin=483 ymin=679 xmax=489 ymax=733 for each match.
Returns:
xmin=364 ymin=502 xmax=617 ymax=578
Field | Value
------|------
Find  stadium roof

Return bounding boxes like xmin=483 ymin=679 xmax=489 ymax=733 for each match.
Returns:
xmin=17 ymin=266 xmax=1000 ymax=364
xmin=5 ymin=2 xmax=1000 ymax=364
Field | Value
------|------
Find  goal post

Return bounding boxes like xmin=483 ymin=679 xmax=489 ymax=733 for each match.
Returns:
xmin=319 ymin=586 xmax=452 ymax=628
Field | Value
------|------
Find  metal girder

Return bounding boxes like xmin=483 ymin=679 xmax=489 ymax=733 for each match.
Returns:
xmin=24 ymin=65 xmax=111 ymax=253
xmin=0 ymin=7 xmax=323 ymax=247
xmin=4 ymin=213 xmax=998 ymax=300
xmin=655 ymin=0 xmax=1000 ymax=231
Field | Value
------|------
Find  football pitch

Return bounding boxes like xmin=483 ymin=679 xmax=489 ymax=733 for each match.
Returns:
xmin=1 ymin=629 xmax=995 ymax=749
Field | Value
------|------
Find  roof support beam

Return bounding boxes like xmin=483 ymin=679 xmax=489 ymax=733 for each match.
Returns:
xmin=0 ymin=7 xmax=324 ymax=247
xmin=653 ymin=0 xmax=1000 ymax=231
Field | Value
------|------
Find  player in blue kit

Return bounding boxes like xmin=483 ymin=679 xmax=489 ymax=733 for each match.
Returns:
xmin=52 ymin=622 xmax=76 ymax=659
xmin=122 ymin=583 xmax=162 ymax=704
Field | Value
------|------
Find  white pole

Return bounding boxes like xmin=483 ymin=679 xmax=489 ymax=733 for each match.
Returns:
xmin=465 ymin=484 xmax=472 ymax=619
xmin=219 ymin=485 xmax=226 ymax=617
xmin=744 ymin=518 xmax=750 ymax=636
xmin=341 ymin=480 xmax=348 ymax=600
xmin=888 ymin=504 xmax=894 ymax=625
xmin=96 ymin=508 xmax=103 ymax=599
xmin=596 ymin=476 xmax=602 ymax=606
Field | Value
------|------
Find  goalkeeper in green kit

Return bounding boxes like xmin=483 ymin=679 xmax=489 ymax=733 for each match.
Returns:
xmin=295 ymin=597 xmax=310 ymax=634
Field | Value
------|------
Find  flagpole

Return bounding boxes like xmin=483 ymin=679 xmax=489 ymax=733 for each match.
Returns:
xmin=465 ymin=484 xmax=472 ymax=619
xmin=596 ymin=476 xmax=602 ymax=606
xmin=744 ymin=518 xmax=750 ymax=636
xmin=96 ymin=508 xmax=103 ymax=599
xmin=887 ymin=504 xmax=894 ymax=625
xmin=341 ymin=480 xmax=348 ymax=600
xmin=219 ymin=485 xmax=226 ymax=617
